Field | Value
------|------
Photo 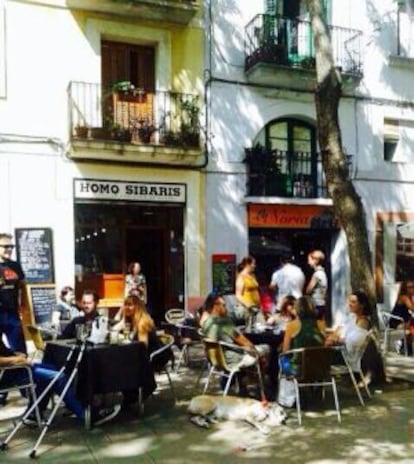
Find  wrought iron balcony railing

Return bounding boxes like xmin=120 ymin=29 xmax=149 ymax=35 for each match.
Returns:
xmin=244 ymin=14 xmax=362 ymax=77
xmin=68 ymin=81 xmax=201 ymax=149
xmin=244 ymin=145 xmax=352 ymax=199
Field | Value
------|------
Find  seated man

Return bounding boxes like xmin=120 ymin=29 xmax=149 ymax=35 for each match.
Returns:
xmin=0 ymin=333 xmax=119 ymax=426
xmin=60 ymin=289 xmax=100 ymax=339
xmin=201 ymin=293 xmax=269 ymax=393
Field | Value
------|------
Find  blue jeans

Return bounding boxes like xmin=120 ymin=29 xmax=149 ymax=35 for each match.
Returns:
xmin=0 ymin=312 xmax=27 ymax=354
xmin=32 ymin=364 xmax=84 ymax=421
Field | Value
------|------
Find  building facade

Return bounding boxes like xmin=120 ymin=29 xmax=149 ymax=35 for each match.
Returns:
xmin=204 ymin=0 xmax=414 ymax=320
xmin=0 ymin=0 xmax=205 ymax=322
xmin=2 ymin=0 xmax=414 ymax=323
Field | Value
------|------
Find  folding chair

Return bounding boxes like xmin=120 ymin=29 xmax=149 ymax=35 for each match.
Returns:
xmin=330 ymin=330 xmax=373 ymax=406
xmin=278 ymin=346 xmax=341 ymax=426
xmin=202 ymin=338 xmax=265 ymax=399
xmin=150 ymin=333 xmax=176 ymax=403
xmin=380 ymin=311 xmax=409 ymax=356
xmin=164 ymin=308 xmax=202 ymax=373
xmin=0 ymin=364 xmax=42 ymax=426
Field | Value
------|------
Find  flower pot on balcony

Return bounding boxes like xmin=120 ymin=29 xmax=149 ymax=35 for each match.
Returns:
xmin=74 ymin=125 xmax=88 ymax=139
xmin=90 ymin=126 xmax=111 ymax=140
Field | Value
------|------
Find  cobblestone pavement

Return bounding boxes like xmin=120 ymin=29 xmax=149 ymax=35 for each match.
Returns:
xmin=0 ymin=353 xmax=413 ymax=463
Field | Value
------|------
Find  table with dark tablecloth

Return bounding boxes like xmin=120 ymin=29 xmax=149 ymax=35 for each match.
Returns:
xmin=43 ymin=340 xmax=156 ymax=405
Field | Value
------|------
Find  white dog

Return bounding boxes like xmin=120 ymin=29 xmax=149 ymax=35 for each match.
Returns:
xmin=188 ymin=395 xmax=287 ymax=434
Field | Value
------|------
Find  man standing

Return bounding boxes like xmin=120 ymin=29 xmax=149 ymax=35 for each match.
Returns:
xmin=269 ymin=253 xmax=305 ymax=312
xmin=61 ymin=289 xmax=100 ymax=339
xmin=0 ymin=233 xmax=27 ymax=354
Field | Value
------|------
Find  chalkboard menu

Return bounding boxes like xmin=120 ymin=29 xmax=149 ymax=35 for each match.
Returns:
xmin=26 ymin=284 xmax=57 ymax=325
xmin=15 ymin=228 xmax=55 ymax=283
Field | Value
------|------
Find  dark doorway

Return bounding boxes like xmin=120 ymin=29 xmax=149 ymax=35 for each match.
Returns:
xmin=126 ymin=228 xmax=166 ymax=323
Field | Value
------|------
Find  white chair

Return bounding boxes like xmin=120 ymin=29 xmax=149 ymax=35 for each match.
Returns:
xmin=278 ymin=346 xmax=341 ymax=426
xmin=379 ymin=310 xmax=409 ymax=356
xmin=330 ymin=330 xmax=373 ymax=406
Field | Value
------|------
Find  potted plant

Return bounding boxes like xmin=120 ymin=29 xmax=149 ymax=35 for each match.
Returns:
xmin=178 ymin=96 xmax=200 ymax=147
xmin=112 ymin=81 xmax=146 ymax=103
xmin=131 ymin=117 xmax=157 ymax=144
xmin=74 ymin=124 xmax=88 ymax=139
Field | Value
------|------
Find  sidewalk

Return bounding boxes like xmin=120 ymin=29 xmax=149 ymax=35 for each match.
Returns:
xmin=0 ymin=352 xmax=413 ymax=463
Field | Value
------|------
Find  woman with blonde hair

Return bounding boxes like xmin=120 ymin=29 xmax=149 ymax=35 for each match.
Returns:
xmin=113 ymin=295 xmax=155 ymax=348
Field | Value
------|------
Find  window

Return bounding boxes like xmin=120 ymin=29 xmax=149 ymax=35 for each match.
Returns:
xmin=101 ymin=41 xmax=155 ymax=93
xmin=383 ymin=118 xmax=414 ymax=162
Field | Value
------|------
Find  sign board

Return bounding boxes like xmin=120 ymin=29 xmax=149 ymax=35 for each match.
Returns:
xmin=74 ymin=179 xmax=186 ymax=204
xmin=212 ymin=254 xmax=236 ymax=295
xmin=248 ymin=204 xmax=338 ymax=229
xmin=25 ymin=284 xmax=57 ymax=325
xmin=15 ymin=228 xmax=55 ymax=283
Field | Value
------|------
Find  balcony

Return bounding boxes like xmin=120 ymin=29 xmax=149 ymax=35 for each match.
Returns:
xmin=244 ymin=14 xmax=362 ymax=90
xmin=68 ymin=81 xmax=203 ymax=165
xmin=66 ymin=0 xmax=199 ymax=25
xmin=244 ymin=145 xmax=352 ymax=199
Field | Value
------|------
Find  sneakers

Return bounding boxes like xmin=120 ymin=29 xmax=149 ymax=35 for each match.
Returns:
xmin=93 ymin=404 xmax=121 ymax=426
xmin=23 ymin=410 xmax=43 ymax=427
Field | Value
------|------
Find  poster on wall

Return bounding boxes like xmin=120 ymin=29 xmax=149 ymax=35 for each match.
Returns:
xmin=212 ymin=254 xmax=236 ymax=295
xmin=15 ymin=228 xmax=55 ymax=284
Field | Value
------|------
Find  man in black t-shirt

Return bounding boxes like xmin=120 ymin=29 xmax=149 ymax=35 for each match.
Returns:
xmin=0 ymin=233 xmax=27 ymax=354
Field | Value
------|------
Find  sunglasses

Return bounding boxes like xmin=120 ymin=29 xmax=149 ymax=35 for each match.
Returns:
xmin=0 ymin=245 xmax=15 ymax=250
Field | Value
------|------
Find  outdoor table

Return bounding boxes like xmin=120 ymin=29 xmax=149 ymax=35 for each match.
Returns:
xmin=43 ymin=339 xmax=156 ymax=429
xmin=244 ymin=328 xmax=284 ymax=386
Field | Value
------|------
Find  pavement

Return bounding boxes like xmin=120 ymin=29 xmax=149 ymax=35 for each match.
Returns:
xmin=0 ymin=350 xmax=414 ymax=463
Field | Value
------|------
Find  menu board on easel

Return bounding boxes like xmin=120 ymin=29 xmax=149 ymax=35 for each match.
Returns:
xmin=25 ymin=284 xmax=57 ymax=325
xmin=15 ymin=228 xmax=55 ymax=284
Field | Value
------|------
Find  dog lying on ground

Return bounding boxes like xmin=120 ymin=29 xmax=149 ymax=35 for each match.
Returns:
xmin=188 ymin=395 xmax=287 ymax=434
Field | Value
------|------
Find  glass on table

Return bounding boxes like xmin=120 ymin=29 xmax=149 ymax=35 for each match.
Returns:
xmin=76 ymin=324 xmax=88 ymax=342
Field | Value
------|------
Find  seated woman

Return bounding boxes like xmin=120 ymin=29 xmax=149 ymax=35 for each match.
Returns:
xmin=56 ymin=286 xmax=80 ymax=321
xmin=390 ymin=281 xmax=414 ymax=355
xmin=279 ymin=296 xmax=325 ymax=376
xmin=267 ymin=295 xmax=297 ymax=331
xmin=113 ymin=295 xmax=172 ymax=405
xmin=325 ymin=290 xmax=386 ymax=385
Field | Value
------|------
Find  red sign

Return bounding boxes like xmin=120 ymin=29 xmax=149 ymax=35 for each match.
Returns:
xmin=248 ymin=204 xmax=337 ymax=229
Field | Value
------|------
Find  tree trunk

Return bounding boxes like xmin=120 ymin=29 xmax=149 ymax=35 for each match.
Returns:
xmin=306 ymin=0 xmax=377 ymax=323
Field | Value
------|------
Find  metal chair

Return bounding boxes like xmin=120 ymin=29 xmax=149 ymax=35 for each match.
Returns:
xmin=150 ymin=333 xmax=176 ymax=402
xmin=164 ymin=308 xmax=202 ymax=372
xmin=201 ymin=338 xmax=265 ymax=399
xmin=0 ymin=364 xmax=42 ymax=427
xmin=379 ymin=310 xmax=409 ymax=356
xmin=330 ymin=330 xmax=373 ymax=406
xmin=279 ymin=346 xmax=341 ymax=426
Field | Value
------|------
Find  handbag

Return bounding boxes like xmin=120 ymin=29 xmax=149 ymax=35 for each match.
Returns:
xmin=277 ymin=377 xmax=296 ymax=408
